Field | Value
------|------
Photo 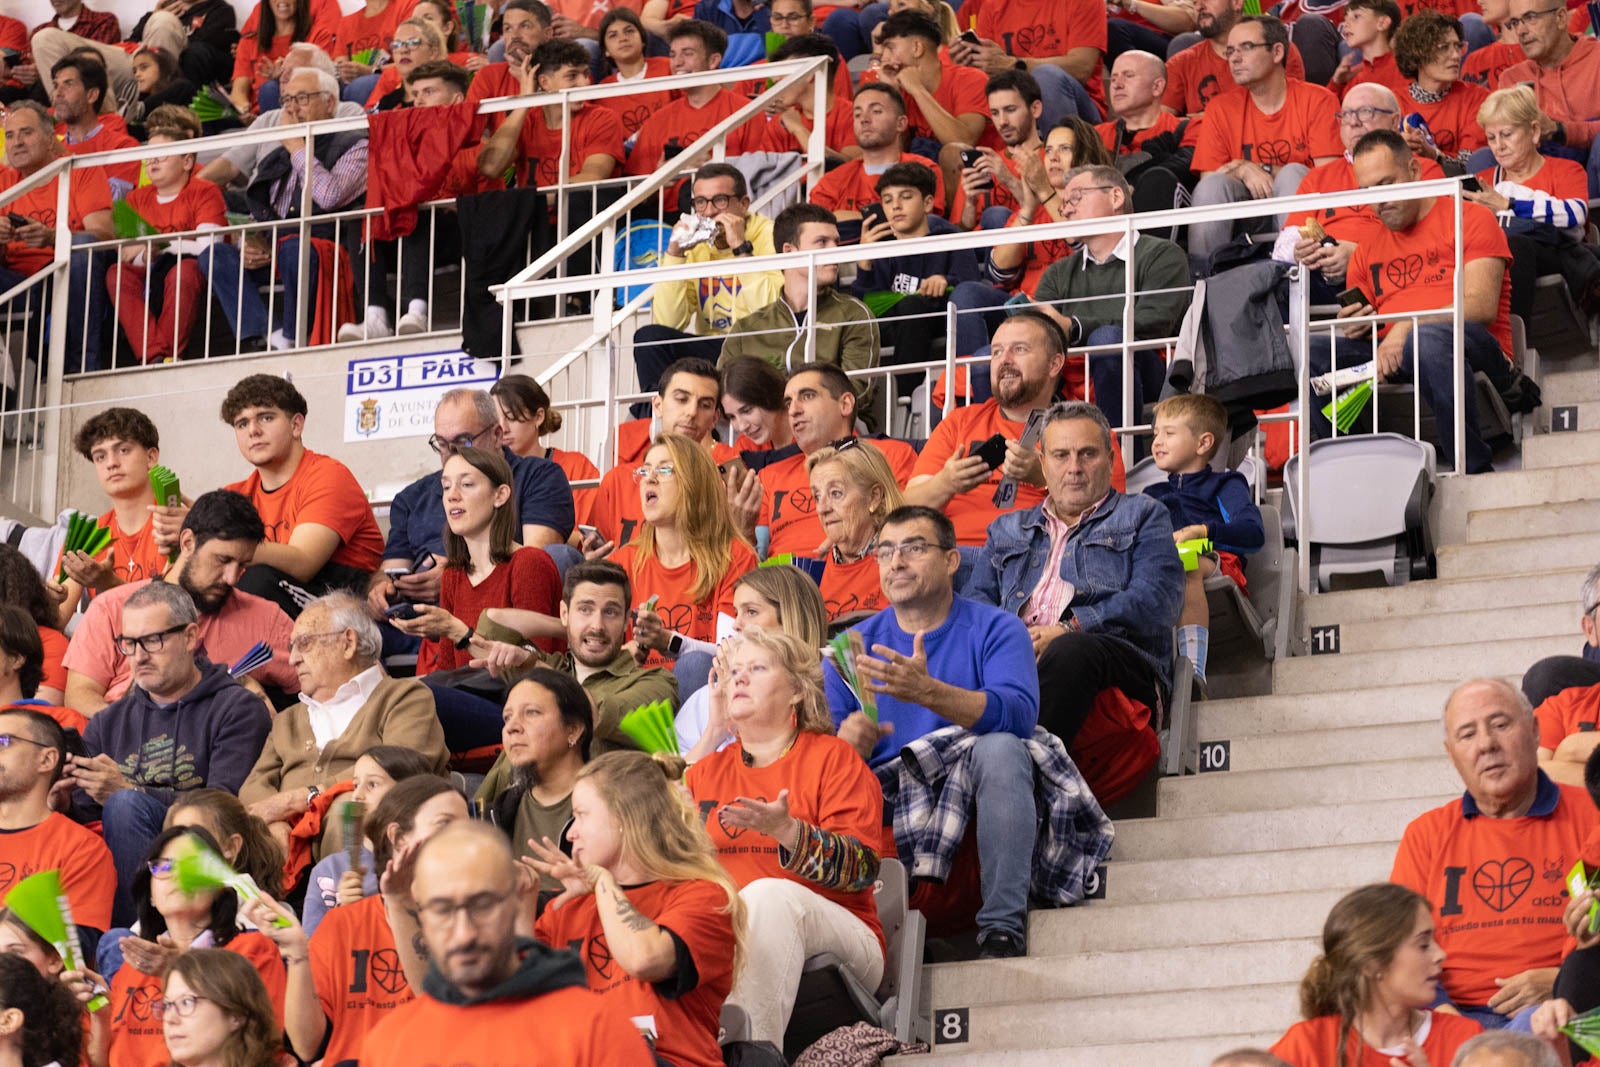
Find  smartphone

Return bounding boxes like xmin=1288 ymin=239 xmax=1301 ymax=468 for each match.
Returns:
xmin=383 ymin=568 xmax=410 ymax=581
xmin=1460 ymin=176 xmax=1483 ymax=194
xmin=1335 ymin=286 xmax=1371 ymax=309
xmin=960 ymin=148 xmax=992 ymax=190
xmin=385 ymin=603 xmax=421 ymax=620
xmin=958 ymin=29 xmax=980 ymax=44
xmin=862 ymin=202 xmax=890 ymax=234
xmin=6 ymin=213 xmax=27 ymax=228
xmin=973 ymin=433 xmax=1009 ymax=470
xmin=578 ymin=523 xmax=601 ymax=544
xmin=411 ymin=552 xmax=436 ymax=573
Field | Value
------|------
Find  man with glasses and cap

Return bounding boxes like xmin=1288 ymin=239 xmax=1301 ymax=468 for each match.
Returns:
xmin=66 ymin=580 xmax=272 ymax=925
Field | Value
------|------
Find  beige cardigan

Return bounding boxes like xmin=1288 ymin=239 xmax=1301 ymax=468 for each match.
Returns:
xmin=240 ymin=674 xmax=448 ymax=857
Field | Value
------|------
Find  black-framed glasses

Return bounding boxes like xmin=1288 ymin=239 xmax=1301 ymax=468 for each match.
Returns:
xmin=1504 ymin=6 xmax=1561 ymax=29
xmin=1222 ymin=40 xmax=1270 ymax=59
xmin=280 ymin=91 xmax=331 ymax=107
xmin=873 ymin=539 xmax=937 ymax=564
xmin=416 ymin=888 xmax=514 ymax=926
xmin=154 ymin=993 xmax=208 ymax=1018
xmin=1336 ymin=105 xmax=1396 ymax=125
xmin=0 ymin=734 xmax=49 ymax=750
xmin=427 ymin=425 xmax=494 ymax=456
xmin=1064 ymin=185 xmax=1115 ymax=206
xmin=690 ymin=194 xmax=737 ymax=211
xmin=114 ymin=624 xmax=187 ymax=657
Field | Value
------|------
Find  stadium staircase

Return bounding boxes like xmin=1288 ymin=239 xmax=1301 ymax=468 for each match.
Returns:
xmin=917 ymin=366 xmax=1600 ymax=1063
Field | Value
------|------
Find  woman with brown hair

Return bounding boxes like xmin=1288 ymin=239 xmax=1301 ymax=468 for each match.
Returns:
xmin=1392 ymin=10 xmax=1488 ymax=166
xmin=491 ymin=374 xmax=601 ymax=526
xmin=1272 ymin=883 xmax=1481 ymax=1066
xmin=164 ymin=790 xmax=286 ymax=900
xmin=229 ymin=0 xmax=334 ymax=114
xmin=160 ymin=949 xmax=283 ymax=1067
xmin=719 ymin=355 xmax=794 ymax=453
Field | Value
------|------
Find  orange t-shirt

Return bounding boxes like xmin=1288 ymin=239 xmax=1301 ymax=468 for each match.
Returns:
xmin=332 ymin=4 xmax=399 ymax=60
xmin=1270 ymin=1011 xmax=1483 ymax=1067
xmin=225 ymin=449 xmax=385 ymax=574
xmin=1405 ymin=80 xmax=1489 ymax=158
xmin=125 ymin=179 xmax=227 ymax=236
xmin=760 ymin=440 xmax=918 ymax=558
xmin=912 ymin=399 xmax=1125 ymax=545
xmin=744 ymin=100 xmax=857 ymax=156
xmin=809 ymin=152 xmax=947 ymax=216
xmin=107 ymin=931 xmax=285 ymax=1067
xmin=96 ymin=508 xmax=169 ymax=588
xmin=625 ymin=90 xmax=759 ymax=178
xmin=1339 ymin=51 xmax=1409 ymax=100
xmin=819 ymin=553 xmax=886 ymax=620
xmin=1535 ymin=682 xmax=1600 ymax=750
xmin=1286 ymin=155 xmax=1446 ymax=244
xmin=975 ymin=0 xmax=1107 ymax=102
xmin=1192 ymin=80 xmax=1343 ymax=173
xmin=588 ymin=440 xmax=741 ymax=547
xmin=1462 ymin=40 xmax=1523 ymax=90
xmin=0 ymin=812 xmax=115 ymax=931
xmin=1346 ymin=197 xmax=1513 ymax=354
xmin=1475 ymin=155 xmax=1588 ymax=206
xmin=4 ymin=700 xmax=88 ymax=734
xmin=550 ymin=447 xmax=601 ymax=526
xmin=310 ymin=894 xmax=414 ymax=1065
xmin=601 ymin=57 xmax=677 ymax=137
xmin=359 ymin=979 xmax=656 ymax=1065
xmin=515 ymin=104 xmax=627 ymax=189
xmin=1162 ymin=40 xmax=1308 ymax=117
xmin=685 ymin=731 xmax=886 ymax=957
xmin=1389 ymin=778 xmax=1599 ymax=1006
xmin=609 ymin=538 xmax=758 ymax=648
xmin=0 ymin=166 xmax=112 ymax=277
xmin=37 ymin=625 xmax=67 ymax=694
xmin=535 ymin=879 xmax=734 ymax=1067
xmin=859 ymin=57 xmax=999 ymax=150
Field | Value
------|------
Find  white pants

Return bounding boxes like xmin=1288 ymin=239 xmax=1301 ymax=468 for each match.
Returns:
xmin=727 ymin=877 xmax=885 ymax=1046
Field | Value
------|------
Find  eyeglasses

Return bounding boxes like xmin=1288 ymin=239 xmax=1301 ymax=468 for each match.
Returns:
xmin=632 ymin=463 xmax=677 ymax=484
xmin=690 ymin=194 xmax=737 ymax=211
xmin=1336 ymin=105 xmax=1396 ymax=125
xmin=769 ymin=11 xmax=807 ymax=22
xmin=288 ymin=630 xmax=346 ymax=654
xmin=147 ymin=858 xmax=176 ymax=878
xmin=280 ymin=91 xmax=331 ymax=107
xmin=114 ymin=624 xmax=188 ymax=657
xmin=427 ymin=425 xmax=494 ymax=455
xmin=416 ymin=888 xmax=514 ymax=926
xmin=153 ymin=994 xmax=209 ymax=1019
xmin=873 ymin=539 xmax=938 ymax=564
xmin=1222 ymin=40 xmax=1271 ymax=59
xmin=391 ymin=36 xmax=428 ymax=50
xmin=0 ymin=734 xmax=49 ymax=751
xmin=1063 ymin=185 xmax=1115 ymax=205
xmin=1504 ymin=5 xmax=1562 ymax=29
xmin=1435 ymin=38 xmax=1465 ymax=54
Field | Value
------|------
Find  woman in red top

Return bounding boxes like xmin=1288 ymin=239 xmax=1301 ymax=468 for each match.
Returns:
xmin=1391 ymin=11 xmax=1488 ymax=167
xmin=1271 ymin=883 xmax=1481 ymax=1067
xmin=161 ymin=949 xmax=284 ymax=1067
xmin=0 ymin=555 xmax=65 ymax=706
xmin=363 ymin=18 xmax=445 ymax=110
xmin=720 ymin=356 xmax=793 ymax=453
xmin=231 ymin=0 xmax=334 ymax=114
xmin=412 ymin=0 xmax=489 ymax=69
xmin=807 ymin=440 xmax=904 ymax=623
xmin=527 ymin=751 xmax=743 ymax=1067
xmin=492 ymin=374 xmax=602 ymax=526
xmin=598 ymin=8 xmax=676 ymax=139
xmin=683 ymin=629 xmax=885 ymax=1047
xmin=1469 ymin=85 xmax=1590 ymax=239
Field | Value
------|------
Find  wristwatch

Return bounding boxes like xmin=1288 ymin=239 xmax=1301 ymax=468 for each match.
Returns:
xmin=454 ymin=625 xmax=475 ymax=649
xmin=731 ymin=240 xmax=754 ymax=257
xmin=666 ymin=633 xmax=686 ymax=656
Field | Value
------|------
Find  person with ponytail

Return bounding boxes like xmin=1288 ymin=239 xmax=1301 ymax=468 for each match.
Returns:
xmin=166 ymin=790 xmax=286 ymax=902
xmin=0 ymin=953 xmax=85 ymax=1067
xmin=1271 ymin=883 xmax=1482 ymax=1067
xmin=491 ymin=375 xmax=601 ymax=527
xmin=525 ymin=750 xmax=742 ymax=1067
xmin=683 ymin=629 xmax=885 ymax=1047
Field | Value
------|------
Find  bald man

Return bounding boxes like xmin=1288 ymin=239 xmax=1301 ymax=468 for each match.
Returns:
xmin=1097 ymin=51 xmax=1186 ymax=157
xmin=362 ymin=822 xmax=653 ymax=1066
xmin=1390 ymin=679 xmax=1600 ymax=1030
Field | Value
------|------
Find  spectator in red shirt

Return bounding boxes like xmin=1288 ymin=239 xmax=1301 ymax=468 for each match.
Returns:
xmin=50 ymin=53 xmax=139 ymax=198
xmin=61 ymin=407 xmax=167 ymax=605
xmin=477 ymin=39 xmax=624 ymax=192
xmin=1162 ymin=0 xmax=1319 ymax=118
xmin=1499 ymin=0 xmax=1600 ymax=196
xmin=1097 ymin=51 xmax=1196 ymax=205
xmin=465 ymin=0 xmax=549 ymax=133
xmin=230 ymin=0 xmax=337 ymax=115
xmin=720 ymin=355 xmax=794 ymax=453
xmin=951 ymin=0 xmax=1105 ymax=128
xmin=746 ymin=33 xmax=857 ymax=158
xmin=1329 ymin=0 xmax=1405 ymax=100
xmin=1189 ymin=15 xmax=1343 ymax=269
xmin=1392 ymin=10 xmax=1489 ymax=166
xmin=626 ymin=22 xmax=758 ymax=184
xmin=951 ymin=69 xmax=1046 ymax=230
xmin=598 ymin=7 xmax=675 ymax=139
xmin=870 ymin=12 xmax=989 ymax=153
xmin=809 ymin=82 xmax=945 ymax=224
xmin=1461 ymin=0 xmax=1521 ymax=91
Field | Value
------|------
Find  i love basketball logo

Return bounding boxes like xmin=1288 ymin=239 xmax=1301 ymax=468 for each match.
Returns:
xmin=1385 ymin=254 xmax=1424 ymax=289
xmin=1472 ymin=857 xmax=1534 ymax=913
xmin=1252 ymin=139 xmax=1293 ymax=168
xmin=621 ymin=106 xmax=651 ymax=135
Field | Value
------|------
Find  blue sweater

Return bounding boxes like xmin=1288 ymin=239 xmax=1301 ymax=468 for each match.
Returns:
xmin=1142 ymin=467 xmax=1264 ymax=555
xmin=824 ymin=595 xmax=1039 ymax=766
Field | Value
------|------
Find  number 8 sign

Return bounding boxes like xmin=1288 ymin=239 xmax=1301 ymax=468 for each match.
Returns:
xmin=935 ymin=1007 xmax=969 ymax=1044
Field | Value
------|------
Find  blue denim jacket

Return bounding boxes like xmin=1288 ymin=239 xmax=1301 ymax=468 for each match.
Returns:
xmin=965 ymin=491 xmax=1185 ymax=685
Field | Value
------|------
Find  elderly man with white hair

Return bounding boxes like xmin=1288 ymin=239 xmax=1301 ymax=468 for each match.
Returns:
xmin=1453 ymin=1030 xmax=1563 ymax=1067
xmin=1390 ymin=678 xmax=1600 ymax=1030
xmin=240 ymin=591 xmax=447 ymax=858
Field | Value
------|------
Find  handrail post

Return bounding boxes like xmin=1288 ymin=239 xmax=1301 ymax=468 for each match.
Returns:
xmin=1451 ymin=183 xmax=1466 ymax=475
xmin=943 ymin=301 xmax=957 ymax=419
xmin=1287 ymin=266 xmax=1312 ymax=600
xmin=557 ymin=93 xmax=571 ymax=279
xmin=1120 ymin=214 xmax=1136 ymax=468
xmin=39 ymin=164 xmax=73 ymax=517
xmin=294 ymin=122 xmax=313 ymax=347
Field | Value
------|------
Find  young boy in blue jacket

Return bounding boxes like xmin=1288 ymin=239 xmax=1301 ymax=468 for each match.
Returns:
xmin=1143 ymin=394 xmax=1264 ymax=685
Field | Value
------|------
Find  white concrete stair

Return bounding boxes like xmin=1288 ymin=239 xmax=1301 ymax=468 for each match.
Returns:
xmin=1325 ymin=602 xmax=1576 ymax=654
xmin=1197 ymin=681 xmax=1461 ymax=736
xmin=1468 ymin=496 xmax=1600 ymax=543
xmin=921 ymin=1035 xmax=1286 ymax=1067
xmin=1102 ymin=842 xmax=1398 ymax=904
xmin=1155 ymin=756 xmax=1459 ymax=815
xmin=1270 ymin=635 xmax=1569 ymax=693
xmin=1217 ymin=721 xmax=1440 ymax=771
xmin=1523 ymin=428 xmax=1600 ymax=469
xmin=1302 ymin=569 xmax=1585 ymax=626
xmin=1436 ymin=531 xmax=1598 ymax=580
xmin=1111 ymin=796 xmax=1447 ymax=862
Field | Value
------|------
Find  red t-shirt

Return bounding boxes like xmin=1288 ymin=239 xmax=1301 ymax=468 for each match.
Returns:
xmin=439 ymin=143 xmax=499 ymax=198
xmin=626 ymin=90 xmax=759 ymax=177
xmin=333 ymin=4 xmax=400 ymax=59
xmin=600 ymin=57 xmax=677 ymax=137
xmin=1192 ymin=80 xmax=1343 ymax=173
xmin=360 ymin=981 xmax=656 ymax=1065
xmin=1462 ymin=39 xmax=1523 ymax=90
xmin=419 ymin=546 xmax=561 ymax=673
xmin=515 ymin=104 xmax=627 ymax=188
xmin=686 ymin=731 xmax=886 ymax=957
xmin=1162 ymin=40 xmax=1308 ymax=117
xmin=0 ymin=166 xmax=112 ymax=276
xmin=975 ymin=0 xmax=1106 ymax=101
xmin=1096 ymin=111 xmax=1188 ymax=154
xmin=107 ymin=931 xmax=285 ymax=1067
xmin=235 ymin=26 xmax=338 ymax=91
xmin=819 ymin=553 xmax=887 ymax=620
xmin=1339 ymin=50 xmax=1409 ymax=100
xmin=760 ymin=440 xmax=918 ymax=558
xmin=1346 ymin=197 xmax=1514 ymax=354
xmin=1475 ymin=155 xmax=1587 ymax=207
xmin=0 ymin=812 xmax=115 ymax=931
xmin=1390 ymin=781 xmax=1599 ymax=1006
xmin=1406 ymin=80 xmax=1490 ymax=158
xmin=744 ymin=101 xmax=857 ymax=156
xmin=310 ymin=894 xmax=414 ymax=1065
xmin=608 ymin=539 xmax=758 ymax=647
xmin=124 ymin=178 xmax=228 ymax=235
xmin=589 ymin=440 xmax=741 ymax=546
xmin=1287 ymin=155 xmax=1446 ymax=244
xmin=1005 ymin=202 xmax=1078 ymax=298
xmin=58 ymin=118 xmax=141 ymax=192
xmin=37 ymin=626 xmax=67 ymax=694
xmin=859 ymin=57 xmax=999 ymax=150
xmin=535 ymin=879 xmax=734 ymax=1067
xmin=1271 ymin=1012 xmax=1483 ymax=1067
xmin=809 ymin=153 xmax=946 ymax=215
xmin=466 ymin=62 xmax=520 ymax=133
xmin=1535 ymin=682 xmax=1600 ymax=750
xmin=226 ymin=449 xmax=385 ymax=574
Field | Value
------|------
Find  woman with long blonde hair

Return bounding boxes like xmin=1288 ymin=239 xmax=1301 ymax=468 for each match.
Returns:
xmin=527 ymin=750 xmax=744 ymax=1067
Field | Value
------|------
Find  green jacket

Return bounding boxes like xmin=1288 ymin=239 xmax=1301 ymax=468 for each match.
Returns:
xmin=719 ymin=286 xmax=882 ymax=422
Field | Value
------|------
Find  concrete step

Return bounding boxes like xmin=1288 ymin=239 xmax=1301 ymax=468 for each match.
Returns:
xmin=1113 ymin=796 xmax=1440 ymax=862
xmin=1304 ymin=569 xmax=1585 ymax=627
xmin=1028 ymin=888 xmax=1349 ymax=956
xmin=1197 ymin=681 xmax=1459 ymax=737
xmin=1104 ymin=841 xmax=1397 ymax=905
xmin=1434 ymin=465 xmax=1600 ymax=543
xmin=927 ymin=936 xmax=1317 ymax=1007
xmin=1436 ymin=531 xmax=1597 ymax=580
xmin=1523 ymin=429 xmax=1600 ymax=470
xmin=1535 ymin=401 xmax=1600 ymax=435
xmin=1221 ymin=722 xmax=1440 ymax=771
xmin=1328 ymin=602 xmax=1576 ymax=654
xmin=1468 ymin=496 xmax=1600 ymax=543
xmin=928 ymin=981 xmax=1300 ymax=1051
xmin=1271 ymin=635 xmax=1566 ymax=694
xmin=1541 ymin=368 xmax=1600 ymax=406
xmin=1156 ymin=756 xmax=1458 ymax=815
xmin=926 ymin=1033 xmax=1285 ymax=1065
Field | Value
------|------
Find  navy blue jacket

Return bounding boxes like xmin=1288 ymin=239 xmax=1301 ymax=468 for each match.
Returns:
xmin=1142 ymin=467 xmax=1264 ymax=555
xmin=852 ymin=215 xmax=981 ymax=298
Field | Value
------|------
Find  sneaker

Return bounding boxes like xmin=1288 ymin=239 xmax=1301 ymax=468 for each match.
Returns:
xmin=396 ymin=308 xmax=429 ymax=335
xmin=336 ymin=321 xmax=365 ymax=343
xmin=977 ymin=932 xmax=1026 ymax=959
xmin=339 ymin=307 xmax=394 ymax=342
xmin=268 ymin=328 xmax=292 ymax=351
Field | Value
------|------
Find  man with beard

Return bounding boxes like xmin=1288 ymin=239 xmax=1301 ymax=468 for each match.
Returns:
xmin=1163 ymin=0 xmax=1311 ymax=119
xmin=1498 ymin=0 xmax=1600 ymax=195
xmin=49 ymin=54 xmax=139 ymax=198
xmin=951 ymin=69 xmax=1047 ymax=229
xmin=809 ymin=83 xmax=946 ymax=221
xmin=464 ymin=0 xmax=550 ymax=133
xmin=63 ymin=489 xmax=298 ymax=715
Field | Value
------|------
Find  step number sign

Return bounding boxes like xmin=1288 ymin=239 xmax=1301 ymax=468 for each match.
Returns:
xmin=934 ymin=1007 xmax=969 ymax=1044
xmin=1553 ymin=406 xmax=1579 ymax=433
xmin=1199 ymin=740 xmax=1231 ymax=773
xmin=1310 ymin=624 xmax=1341 ymax=655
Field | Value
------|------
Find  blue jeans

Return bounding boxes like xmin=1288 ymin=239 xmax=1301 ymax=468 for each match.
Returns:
xmin=1308 ymin=321 xmax=1501 ymax=473
xmin=1033 ymin=65 xmax=1101 ymax=129
xmin=1107 ymin=16 xmax=1172 ymax=62
xmin=0 ymin=233 xmax=108 ymax=373
xmin=342 ymin=71 xmax=379 ymax=104
xmin=952 ymin=280 xmax=1011 ymax=358
xmin=256 ymin=78 xmax=281 ymax=113
xmin=674 ymin=650 xmax=714 ymax=700
xmin=426 ymin=681 xmax=506 ymax=751
xmin=198 ymin=237 xmax=318 ymax=345
xmin=968 ymin=731 xmax=1037 ymax=944
xmin=96 ymin=926 xmax=132 ymax=980
xmin=1083 ymin=324 xmax=1168 ymax=431
xmin=103 ymin=789 xmax=171 ymax=928
xmin=821 ymin=2 xmax=887 ymax=59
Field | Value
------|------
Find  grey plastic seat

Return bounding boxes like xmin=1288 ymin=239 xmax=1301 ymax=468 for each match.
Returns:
xmin=1281 ymin=433 xmax=1436 ymax=591
xmin=1203 ymin=503 xmax=1293 ymax=663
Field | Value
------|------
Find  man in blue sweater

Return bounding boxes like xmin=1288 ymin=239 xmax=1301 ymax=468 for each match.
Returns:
xmin=825 ymin=504 xmax=1040 ymax=958
xmin=65 ymin=581 xmax=272 ymax=925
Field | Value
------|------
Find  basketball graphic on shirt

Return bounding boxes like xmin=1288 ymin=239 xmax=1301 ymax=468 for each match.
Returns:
xmin=369 ymin=949 xmax=407 ymax=995
xmin=716 ymin=802 xmax=752 ymax=840
xmin=1472 ymin=857 xmax=1534 ymax=913
xmin=0 ymin=863 xmax=16 ymax=894
xmin=1252 ymin=139 xmax=1293 ymax=168
xmin=586 ymin=932 xmax=615 ymax=981
xmin=1386 ymin=254 xmax=1425 ymax=289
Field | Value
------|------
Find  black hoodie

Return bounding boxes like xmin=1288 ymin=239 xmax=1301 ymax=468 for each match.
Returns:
xmin=421 ymin=936 xmax=587 ymax=1006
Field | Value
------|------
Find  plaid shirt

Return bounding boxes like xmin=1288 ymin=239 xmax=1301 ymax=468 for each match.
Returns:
xmin=874 ymin=725 xmax=1114 ymax=906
